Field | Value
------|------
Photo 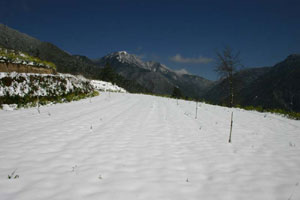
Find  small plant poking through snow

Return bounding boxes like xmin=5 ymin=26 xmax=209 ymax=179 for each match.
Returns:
xmin=289 ymin=142 xmax=296 ymax=147
xmin=288 ymin=182 xmax=299 ymax=200
xmin=71 ymin=165 xmax=79 ymax=175
xmin=8 ymin=169 xmax=19 ymax=179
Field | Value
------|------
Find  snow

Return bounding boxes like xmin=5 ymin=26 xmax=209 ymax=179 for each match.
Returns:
xmin=1 ymin=104 xmax=17 ymax=111
xmin=119 ymin=51 xmax=128 ymax=55
xmin=90 ymin=80 xmax=126 ymax=93
xmin=0 ymin=93 xmax=300 ymax=200
xmin=0 ymin=72 xmax=93 ymax=97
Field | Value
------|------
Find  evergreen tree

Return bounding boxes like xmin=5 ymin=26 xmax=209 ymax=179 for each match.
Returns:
xmin=99 ymin=63 xmax=117 ymax=84
xmin=171 ymin=86 xmax=183 ymax=99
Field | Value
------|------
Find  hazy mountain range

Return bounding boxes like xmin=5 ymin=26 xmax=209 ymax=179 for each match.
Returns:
xmin=0 ymin=23 xmax=299 ymax=112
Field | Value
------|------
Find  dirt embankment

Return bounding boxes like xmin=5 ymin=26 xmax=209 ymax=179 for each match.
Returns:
xmin=0 ymin=62 xmax=55 ymax=74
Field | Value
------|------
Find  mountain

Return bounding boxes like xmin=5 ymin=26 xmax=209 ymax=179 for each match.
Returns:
xmin=238 ymin=54 xmax=300 ymax=112
xmin=203 ymin=67 xmax=271 ymax=105
xmin=94 ymin=51 xmax=213 ymax=98
xmin=203 ymin=54 xmax=300 ymax=112
xmin=0 ymin=24 xmax=95 ymax=76
xmin=0 ymin=24 xmax=148 ymax=93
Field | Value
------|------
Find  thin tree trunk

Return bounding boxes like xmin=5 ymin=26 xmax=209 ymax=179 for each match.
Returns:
xmin=229 ymin=74 xmax=234 ymax=107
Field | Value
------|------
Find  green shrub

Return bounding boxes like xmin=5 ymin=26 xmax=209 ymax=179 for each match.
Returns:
xmin=0 ymin=90 xmax=99 ymax=109
xmin=238 ymin=105 xmax=300 ymax=120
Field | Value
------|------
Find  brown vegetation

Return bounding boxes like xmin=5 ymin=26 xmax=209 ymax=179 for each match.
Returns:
xmin=0 ymin=62 xmax=55 ymax=74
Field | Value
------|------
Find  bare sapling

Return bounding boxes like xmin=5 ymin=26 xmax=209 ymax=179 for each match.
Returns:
xmin=215 ymin=46 xmax=242 ymax=143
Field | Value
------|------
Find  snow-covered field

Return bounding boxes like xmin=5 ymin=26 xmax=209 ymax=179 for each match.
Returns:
xmin=0 ymin=93 xmax=299 ymax=200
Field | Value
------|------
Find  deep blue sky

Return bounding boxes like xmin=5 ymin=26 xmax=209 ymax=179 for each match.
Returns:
xmin=1 ymin=0 xmax=300 ymax=80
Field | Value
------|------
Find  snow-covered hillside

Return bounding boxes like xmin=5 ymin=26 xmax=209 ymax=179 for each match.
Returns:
xmin=0 ymin=72 xmax=93 ymax=97
xmin=0 ymin=93 xmax=299 ymax=200
xmin=0 ymin=72 xmax=96 ymax=109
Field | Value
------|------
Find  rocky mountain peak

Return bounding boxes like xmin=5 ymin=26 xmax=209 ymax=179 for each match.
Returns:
xmin=286 ymin=54 xmax=300 ymax=62
xmin=104 ymin=51 xmax=144 ymax=67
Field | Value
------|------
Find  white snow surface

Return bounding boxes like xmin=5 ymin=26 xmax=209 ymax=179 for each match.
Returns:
xmin=0 ymin=93 xmax=300 ymax=200
xmin=90 ymin=80 xmax=126 ymax=93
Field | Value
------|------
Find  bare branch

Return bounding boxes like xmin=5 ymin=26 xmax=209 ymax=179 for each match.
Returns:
xmin=215 ymin=46 xmax=242 ymax=79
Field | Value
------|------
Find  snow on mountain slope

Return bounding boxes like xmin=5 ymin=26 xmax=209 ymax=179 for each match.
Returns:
xmin=0 ymin=93 xmax=300 ymax=200
xmin=104 ymin=51 xmax=145 ymax=67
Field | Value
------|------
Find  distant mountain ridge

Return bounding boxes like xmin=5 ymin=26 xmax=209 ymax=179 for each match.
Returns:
xmin=238 ymin=54 xmax=300 ymax=112
xmin=204 ymin=54 xmax=300 ymax=112
xmin=94 ymin=51 xmax=214 ymax=98
xmin=203 ymin=67 xmax=271 ymax=105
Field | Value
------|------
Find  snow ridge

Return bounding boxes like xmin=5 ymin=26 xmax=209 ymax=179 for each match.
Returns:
xmin=0 ymin=72 xmax=93 ymax=97
xmin=91 ymin=80 xmax=126 ymax=93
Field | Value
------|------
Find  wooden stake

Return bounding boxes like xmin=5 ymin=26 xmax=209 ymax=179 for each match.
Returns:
xmin=229 ymin=111 xmax=233 ymax=143
xmin=37 ymin=96 xmax=40 ymax=114
xmin=195 ymin=102 xmax=198 ymax=119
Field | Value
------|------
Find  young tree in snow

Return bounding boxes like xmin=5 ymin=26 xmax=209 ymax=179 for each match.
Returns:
xmin=215 ymin=46 xmax=242 ymax=107
xmin=215 ymin=46 xmax=242 ymax=143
